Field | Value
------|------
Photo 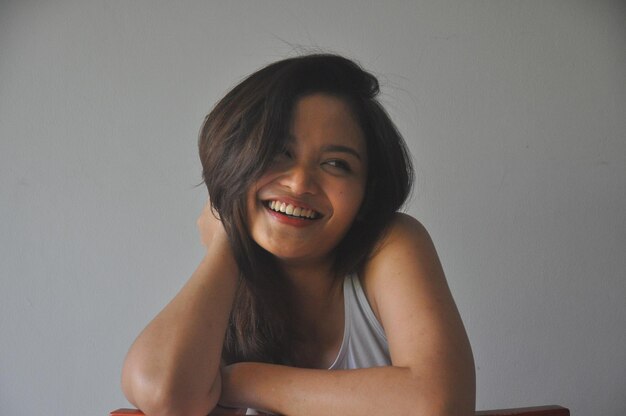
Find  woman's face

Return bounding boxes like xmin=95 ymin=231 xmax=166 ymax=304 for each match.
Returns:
xmin=246 ymin=93 xmax=368 ymax=267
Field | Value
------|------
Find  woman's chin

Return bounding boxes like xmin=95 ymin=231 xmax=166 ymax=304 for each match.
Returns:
xmin=257 ymin=243 xmax=330 ymax=269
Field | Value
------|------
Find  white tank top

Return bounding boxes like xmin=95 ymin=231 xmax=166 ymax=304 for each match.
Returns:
xmin=328 ymin=273 xmax=391 ymax=370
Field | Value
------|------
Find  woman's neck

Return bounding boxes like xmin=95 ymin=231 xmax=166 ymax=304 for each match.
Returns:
xmin=279 ymin=258 xmax=345 ymax=361
xmin=280 ymin=257 xmax=338 ymax=303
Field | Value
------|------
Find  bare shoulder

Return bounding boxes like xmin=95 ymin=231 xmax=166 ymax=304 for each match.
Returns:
xmin=375 ymin=212 xmax=432 ymax=249
xmin=365 ymin=212 xmax=441 ymax=281
xmin=361 ymin=212 xmax=445 ymax=319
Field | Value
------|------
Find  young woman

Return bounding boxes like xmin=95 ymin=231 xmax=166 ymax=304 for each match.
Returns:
xmin=121 ymin=54 xmax=475 ymax=416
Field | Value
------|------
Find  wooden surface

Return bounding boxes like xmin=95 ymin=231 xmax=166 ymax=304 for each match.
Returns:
xmin=111 ymin=404 xmax=570 ymax=416
xmin=475 ymin=405 xmax=569 ymax=416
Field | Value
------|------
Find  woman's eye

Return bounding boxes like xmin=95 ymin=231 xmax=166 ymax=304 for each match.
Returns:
xmin=272 ymin=149 xmax=292 ymax=163
xmin=278 ymin=148 xmax=293 ymax=159
xmin=325 ymin=159 xmax=351 ymax=172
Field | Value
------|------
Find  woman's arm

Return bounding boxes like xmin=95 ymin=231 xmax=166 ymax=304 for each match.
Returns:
xmin=121 ymin=202 xmax=238 ymax=416
xmin=219 ymin=213 xmax=475 ymax=416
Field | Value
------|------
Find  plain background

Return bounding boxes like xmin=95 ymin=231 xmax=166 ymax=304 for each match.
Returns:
xmin=1 ymin=1 xmax=625 ymax=415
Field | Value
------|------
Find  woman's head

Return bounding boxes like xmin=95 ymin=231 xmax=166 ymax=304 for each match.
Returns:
xmin=200 ymin=53 xmax=413 ymax=275
xmin=198 ymin=54 xmax=413 ymax=363
xmin=245 ymin=93 xmax=368 ymax=269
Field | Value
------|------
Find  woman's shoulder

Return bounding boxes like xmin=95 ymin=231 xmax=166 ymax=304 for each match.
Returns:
xmin=359 ymin=212 xmax=443 ymax=320
xmin=370 ymin=212 xmax=433 ymax=257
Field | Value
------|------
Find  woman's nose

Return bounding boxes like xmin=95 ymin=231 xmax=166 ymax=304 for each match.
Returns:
xmin=280 ymin=164 xmax=318 ymax=195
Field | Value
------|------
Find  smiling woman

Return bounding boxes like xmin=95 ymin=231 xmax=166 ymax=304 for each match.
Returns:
xmin=121 ymin=54 xmax=475 ymax=416
xmin=246 ymin=94 xmax=368 ymax=268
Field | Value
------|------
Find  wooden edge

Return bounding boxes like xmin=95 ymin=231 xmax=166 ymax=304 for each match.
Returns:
xmin=112 ymin=404 xmax=570 ymax=416
xmin=110 ymin=409 xmax=144 ymax=416
xmin=110 ymin=407 xmax=250 ymax=415
xmin=475 ymin=405 xmax=569 ymax=416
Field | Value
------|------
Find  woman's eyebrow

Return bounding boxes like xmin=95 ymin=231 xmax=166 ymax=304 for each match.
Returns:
xmin=322 ymin=144 xmax=362 ymax=161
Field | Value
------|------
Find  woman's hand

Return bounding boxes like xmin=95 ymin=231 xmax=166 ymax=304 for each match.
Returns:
xmin=218 ymin=363 xmax=265 ymax=412
xmin=218 ymin=363 xmax=243 ymax=409
xmin=209 ymin=404 xmax=248 ymax=415
xmin=197 ymin=198 xmax=228 ymax=249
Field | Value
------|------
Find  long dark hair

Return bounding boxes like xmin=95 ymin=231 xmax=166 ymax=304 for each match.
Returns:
xmin=199 ymin=54 xmax=413 ymax=365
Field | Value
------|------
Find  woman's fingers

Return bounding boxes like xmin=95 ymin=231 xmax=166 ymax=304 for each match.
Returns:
xmin=197 ymin=198 xmax=226 ymax=248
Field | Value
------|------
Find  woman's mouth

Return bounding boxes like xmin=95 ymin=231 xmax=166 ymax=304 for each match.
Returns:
xmin=264 ymin=200 xmax=321 ymax=220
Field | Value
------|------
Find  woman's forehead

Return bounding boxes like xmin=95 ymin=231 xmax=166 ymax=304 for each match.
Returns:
xmin=289 ymin=94 xmax=366 ymax=151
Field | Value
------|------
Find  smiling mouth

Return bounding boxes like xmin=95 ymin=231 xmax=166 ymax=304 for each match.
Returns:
xmin=264 ymin=200 xmax=322 ymax=220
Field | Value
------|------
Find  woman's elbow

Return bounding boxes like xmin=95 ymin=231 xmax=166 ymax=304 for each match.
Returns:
xmin=121 ymin=363 xmax=221 ymax=416
xmin=410 ymin=390 xmax=474 ymax=416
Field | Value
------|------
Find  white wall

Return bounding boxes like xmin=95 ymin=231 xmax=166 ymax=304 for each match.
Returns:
xmin=1 ymin=1 xmax=624 ymax=415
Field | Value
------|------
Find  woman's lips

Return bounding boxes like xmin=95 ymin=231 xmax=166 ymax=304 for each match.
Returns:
xmin=262 ymin=199 xmax=323 ymax=227
xmin=266 ymin=200 xmax=320 ymax=219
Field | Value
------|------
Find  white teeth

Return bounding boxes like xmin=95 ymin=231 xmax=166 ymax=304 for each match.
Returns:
xmin=267 ymin=200 xmax=318 ymax=219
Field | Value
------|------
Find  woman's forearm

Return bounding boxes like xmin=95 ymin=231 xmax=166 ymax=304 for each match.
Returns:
xmin=221 ymin=362 xmax=474 ymax=416
xmin=121 ymin=240 xmax=238 ymax=416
